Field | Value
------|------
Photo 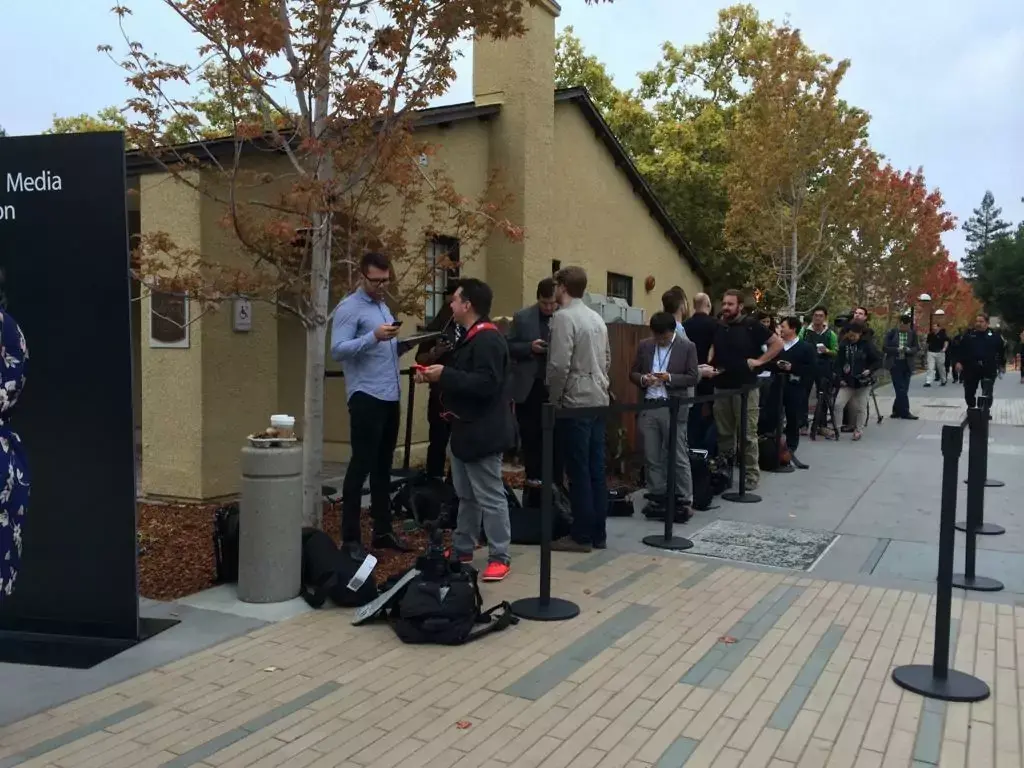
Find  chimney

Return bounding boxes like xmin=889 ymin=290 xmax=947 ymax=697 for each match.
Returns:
xmin=472 ymin=0 xmax=559 ymax=315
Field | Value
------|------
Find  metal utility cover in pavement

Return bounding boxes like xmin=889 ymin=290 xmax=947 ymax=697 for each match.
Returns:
xmin=686 ymin=520 xmax=837 ymax=571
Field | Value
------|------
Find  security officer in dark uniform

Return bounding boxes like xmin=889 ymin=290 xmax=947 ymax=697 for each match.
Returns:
xmin=954 ymin=313 xmax=1005 ymax=409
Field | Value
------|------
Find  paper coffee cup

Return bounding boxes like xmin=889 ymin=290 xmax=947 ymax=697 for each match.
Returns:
xmin=270 ymin=414 xmax=296 ymax=438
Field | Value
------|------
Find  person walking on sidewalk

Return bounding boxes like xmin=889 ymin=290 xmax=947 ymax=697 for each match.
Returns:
xmin=924 ymin=321 xmax=949 ymax=387
xmin=547 ymin=266 xmax=612 ymax=553
xmin=415 ymin=278 xmax=517 ymax=582
xmin=882 ymin=315 xmax=920 ymax=420
xmin=630 ymin=311 xmax=699 ymax=516
xmin=832 ymin=323 xmax=882 ymax=440
xmin=954 ymin=313 xmax=1005 ymax=410
xmin=705 ymin=290 xmax=783 ymax=492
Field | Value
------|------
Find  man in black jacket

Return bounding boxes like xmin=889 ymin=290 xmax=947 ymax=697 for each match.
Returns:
xmin=416 ymin=278 xmax=517 ymax=582
xmin=954 ymin=313 xmax=1005 ymax=409
xmin=768 ymin=316 xmax=816 ymax=460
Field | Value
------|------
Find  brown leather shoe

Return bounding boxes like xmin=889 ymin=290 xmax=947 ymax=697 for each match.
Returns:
xmin=551 ymin=536 xmax=592 ymax=553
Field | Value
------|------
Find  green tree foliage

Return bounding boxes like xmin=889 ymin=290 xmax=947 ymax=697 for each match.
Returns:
xmin=973 ymin=223 xmax=1024 ymax=328
xmin=961 ymin=190 xmax=1012 ymax=279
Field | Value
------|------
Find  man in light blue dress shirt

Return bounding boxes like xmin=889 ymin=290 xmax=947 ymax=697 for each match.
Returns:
xmin=330 ymin=252 xmax=416 ymax=557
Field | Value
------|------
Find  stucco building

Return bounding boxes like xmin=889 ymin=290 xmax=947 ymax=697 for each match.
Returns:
xmin=127 ymin=0 xmax=707 ymax=501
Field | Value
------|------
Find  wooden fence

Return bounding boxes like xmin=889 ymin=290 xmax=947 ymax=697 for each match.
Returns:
xmin=606 ymin=322 xmax=650 ymax=478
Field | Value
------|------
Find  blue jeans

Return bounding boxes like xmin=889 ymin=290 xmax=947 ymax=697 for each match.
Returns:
xmin=890 ymin=360 xmax=911 ymax=417
xmin=559 ymin=416 xmax=608 ymax=545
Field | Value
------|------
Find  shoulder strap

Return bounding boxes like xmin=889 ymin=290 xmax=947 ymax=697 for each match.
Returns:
xmin=459 ymin=601 xmax=520 ymax=644
xmin=465 ymin=321 xmax=499 ymax=343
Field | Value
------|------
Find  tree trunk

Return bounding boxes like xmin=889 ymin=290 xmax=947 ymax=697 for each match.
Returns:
xmin=301 ymin=302 xmax=328 ymax=527
xmin=787 ymin=221 xmax=799 ymax=313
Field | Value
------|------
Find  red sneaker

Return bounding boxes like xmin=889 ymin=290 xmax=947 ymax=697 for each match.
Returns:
xmin=481 ymin=562 xmax=510 ymax=582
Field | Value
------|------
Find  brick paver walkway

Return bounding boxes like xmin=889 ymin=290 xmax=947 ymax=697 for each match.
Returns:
xmin=2 ymin=551 xmax=1020 ymax=768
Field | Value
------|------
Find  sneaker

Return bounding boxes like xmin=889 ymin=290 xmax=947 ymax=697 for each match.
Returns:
xmin=481 ymin=562 xmax=510 ymax=582
xmin=372 ymin=532 xmax=412 ymax=552
xmin=551 ymin=536 xmax=592 ymax=553
xmin=923 ymin=382 xmax=931 ymax=388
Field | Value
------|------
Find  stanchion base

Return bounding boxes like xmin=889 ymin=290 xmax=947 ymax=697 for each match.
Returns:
xmin=769 ymin=465 xmax=796 ymax=474
xmin=891 ymin=664 xmax=990 ymax=703
xmin=951 ymin=573 xmax=1004 ymax=592
xmin=722 ymin=491 xmax=762 ymax=504
xmin=642 ymin=534 xmax=694 ymax=551
xmin=954 ymin=520 xmax=1006 ymax=536
xmin=962 ymin=478 xmax=1006 ymax=488
xmin=510 ymin=596 xmax=580 ymax=622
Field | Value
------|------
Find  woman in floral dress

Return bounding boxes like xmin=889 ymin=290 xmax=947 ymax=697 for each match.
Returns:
xmin=0 ymin=309 xmax=29 ymax=599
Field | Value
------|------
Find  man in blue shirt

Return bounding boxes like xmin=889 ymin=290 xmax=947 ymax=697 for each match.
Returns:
xmin=330 ymin=252 xmax=415 ymax=557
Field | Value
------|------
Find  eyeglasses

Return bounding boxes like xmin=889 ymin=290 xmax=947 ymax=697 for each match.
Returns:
xmin=363 ymin=275 xmax=391 ymax=287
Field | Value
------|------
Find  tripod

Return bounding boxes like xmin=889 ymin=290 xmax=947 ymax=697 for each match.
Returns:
xmin=810 ymin=377 xmax=840 ymax=441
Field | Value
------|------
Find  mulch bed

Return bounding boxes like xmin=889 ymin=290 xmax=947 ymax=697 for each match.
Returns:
xmin=137 ymin=500 xmax=450 ymax=602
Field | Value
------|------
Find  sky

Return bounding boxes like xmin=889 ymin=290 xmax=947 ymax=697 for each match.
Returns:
xmin=2 ymin=0 xmax=1021 ymax=263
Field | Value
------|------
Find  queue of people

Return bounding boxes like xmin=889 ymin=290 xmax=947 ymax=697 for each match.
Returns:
xmin=330 ymin=251 xmax=1015 ymax=580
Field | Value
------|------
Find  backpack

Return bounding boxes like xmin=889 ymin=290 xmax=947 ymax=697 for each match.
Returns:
xmin=299 ymin=528 xmax=379 ymax=609
xmin=392 ymin=472 xmax=458 ymax=528
xmin=689 ymin=449 xmax=715 ymax=511
xmin=389 ymin=561 xmax=518 ymax=645
xmin=213 ymin=504 xmax=240 ymax=584
xmin=514 ymin=483 xmax=572 ymax=544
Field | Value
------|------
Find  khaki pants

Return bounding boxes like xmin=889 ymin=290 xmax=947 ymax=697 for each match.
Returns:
xmin=834 ymin=386 xmax=867 ymax=431
xmin=638 ymin=403 xmax=692 ymax=501
xmin=714 ymin=391 xmax=759 ymax=487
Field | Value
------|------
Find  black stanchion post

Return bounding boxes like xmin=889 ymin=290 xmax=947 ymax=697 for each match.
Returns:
xmin=952 ymin=407 xmax=1004 ymax=592
xmin=980 ymin=380 xmax=1003 ymax=490
xmin=770 ymin=374 xmax=794 ymax=474
xmin=511 ymin=404 xmax=580 ymax=622
xmin=402 ymin=369 xmax=416 ymax=471
xmin=642 ymin=398 xmax=694 ymax=551
xmin=956 ymin=393 xmax=1006 ymax=530
xmin=892 ymin=424 xmax=990 ymax=702
xmin=722 ymin=388 xmax=762 ymax=503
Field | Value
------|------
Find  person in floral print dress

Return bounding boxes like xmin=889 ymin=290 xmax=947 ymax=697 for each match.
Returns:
xmin=0 ymin=309 xmax=28 ymax=599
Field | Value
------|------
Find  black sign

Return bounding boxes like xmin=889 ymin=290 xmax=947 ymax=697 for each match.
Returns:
xmin=0 ymin=132 xmax=138 ymax=643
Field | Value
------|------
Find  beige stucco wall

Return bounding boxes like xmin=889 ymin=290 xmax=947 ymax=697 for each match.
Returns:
xmin=551 ymin=102 xmax=703 ymax=317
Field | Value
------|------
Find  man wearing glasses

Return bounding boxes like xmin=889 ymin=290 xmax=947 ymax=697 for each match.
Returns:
xmin=331 ymin=252 xmax=414 ymax=558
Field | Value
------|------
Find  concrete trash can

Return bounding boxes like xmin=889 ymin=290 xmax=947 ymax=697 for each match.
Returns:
xmin=238 ymin=444 xmax=303 ymax=603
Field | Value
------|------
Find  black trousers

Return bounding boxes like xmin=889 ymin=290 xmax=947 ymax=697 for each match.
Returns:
xmin=783 ymin=381 xmax=808 ymax=452
xmin=341 ymin=392 xmax=400 ymax=543
xmin=425 ymin=387 xmax=451 ymax=479
xmin=962 ymin=366 xmax=996 ymax=409
xmin=517 ymin=379 xmax=563 ymax=483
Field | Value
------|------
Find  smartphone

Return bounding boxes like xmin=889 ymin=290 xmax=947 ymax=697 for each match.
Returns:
xmin=391 ymin=320 xmax=403 ymax=328
xmin=412 ymin=364 xmax=428 ymax=373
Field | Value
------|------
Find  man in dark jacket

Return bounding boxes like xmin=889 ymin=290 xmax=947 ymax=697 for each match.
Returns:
xmin=834 ymin=323 xmax=882 ymax=439
xmin=416 ymin=278 xmax=516 ymax=582
xmin=954 ymin=313 xmax=1005 ymax=409
xmin=767 ymin=316 xmax=816 ymax=460
xmin=883 ymin=315 xmax=920 ymax=420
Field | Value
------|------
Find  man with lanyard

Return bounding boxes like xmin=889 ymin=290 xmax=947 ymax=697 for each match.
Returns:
xmin=882 ymin=314 xmax=920 ymax=420
xmin=630 ymin=311 xmax=699 ymax=516
xmin=954 ymin=313 xmax=1005 ymax=411
xmin=415 ymin=286 xmax=463 ymax=480
xmin=416 ymin=279 xmax=516 ymax=581
xmin=702 ymin=290 xmax=783 ymax=492
xmin=798 ymin=305 xmax=838 ymax=433
xmin=330 ymin=252 xmax=415 ymax=558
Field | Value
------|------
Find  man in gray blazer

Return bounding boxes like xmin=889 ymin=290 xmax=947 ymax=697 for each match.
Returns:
xmin=507 ymin=278 xmax=559 ymax=484
xmin=630 ymin=311 xmax=700 ymax=513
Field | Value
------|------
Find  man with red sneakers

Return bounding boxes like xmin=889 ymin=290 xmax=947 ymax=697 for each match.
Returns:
xmin=415 ymin=278 xmax=516 ymax=582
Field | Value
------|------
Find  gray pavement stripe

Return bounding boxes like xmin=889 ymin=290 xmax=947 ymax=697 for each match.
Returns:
xmin=593 ymin=564 xmax=661 ymax=599
xmin=860 ymin=539 xmax=891 ymax=574
xmin=654 ymin=735 xmax=699 ymax=767
xmin=912 ymin=619 xmax=960 ymax=765
xmin=566 ymin=549 xmax=620 ymax=573
xmin=767 ymin=625 xmax=846 ymax=729
xmin=502 ymin=603 xmax=658 ymax=701
xmin=0 ymin=702 xmax=154 ymax=768
xmin=679 ymin=564 xmax=719 ymax=589
xmin=158 ymin=681 xmax=340 ymax=767
xmin=679 ymin=586 xmax=806 ymax=688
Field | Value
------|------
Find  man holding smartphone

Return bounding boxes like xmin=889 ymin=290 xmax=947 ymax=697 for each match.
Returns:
xmin=798 ymin=305 xmax=838 ymax=432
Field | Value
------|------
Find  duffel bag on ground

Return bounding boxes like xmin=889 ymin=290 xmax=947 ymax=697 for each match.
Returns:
xmin=300 ymin=528 xmax=379 ymax=609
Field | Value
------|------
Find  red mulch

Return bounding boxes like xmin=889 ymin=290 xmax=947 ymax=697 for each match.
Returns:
xmin=138 ymin=500 xmax=450 ymax=602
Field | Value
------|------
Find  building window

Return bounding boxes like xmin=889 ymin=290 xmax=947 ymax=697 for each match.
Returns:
xmin=607 ymin=272 xmax=633 ymax=305
xmin=149 ymin=290 xmax=190 ymax=348
xmin=426 ymin=236 xmax=460 ymax=321
xmin=551 ymin=259 xmax=561 ymax=274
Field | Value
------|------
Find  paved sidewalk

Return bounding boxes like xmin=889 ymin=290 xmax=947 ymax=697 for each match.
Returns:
xmin=1 ymin=551 xmax=1021 ymax=768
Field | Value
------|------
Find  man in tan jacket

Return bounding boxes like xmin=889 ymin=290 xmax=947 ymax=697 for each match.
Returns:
xmin=546 ymin=266 xmax=611 ymax=552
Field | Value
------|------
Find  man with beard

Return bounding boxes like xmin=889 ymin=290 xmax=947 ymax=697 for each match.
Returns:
xmin=704 ymin=290 xmax=783 ymax=492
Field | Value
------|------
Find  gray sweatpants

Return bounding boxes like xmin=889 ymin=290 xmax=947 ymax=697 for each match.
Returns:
xmin=450 ymin=452 xmax=511 ymax=564
xmin=638 ymin=402 xmax=692 ymax=501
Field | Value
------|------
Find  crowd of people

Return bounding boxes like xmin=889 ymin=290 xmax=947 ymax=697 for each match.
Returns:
xmin=329 ymin=251 xmax=1020 ymax=582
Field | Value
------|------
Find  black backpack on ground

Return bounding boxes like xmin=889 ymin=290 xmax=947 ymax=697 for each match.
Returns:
xmin=389 ymin=559 xmax=518 ymax=645
xmin=300 ymin=528 xmax=379 ymax=608
xmin=213 ymin=504 xmax=240 ymax=584
xmin=689 ymin=449 xmax=715 ymax=511
xmin=513 ymin=483 xmax=572 ymax=544
xmin=391 ymin=472 xmax=459 ymax=528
